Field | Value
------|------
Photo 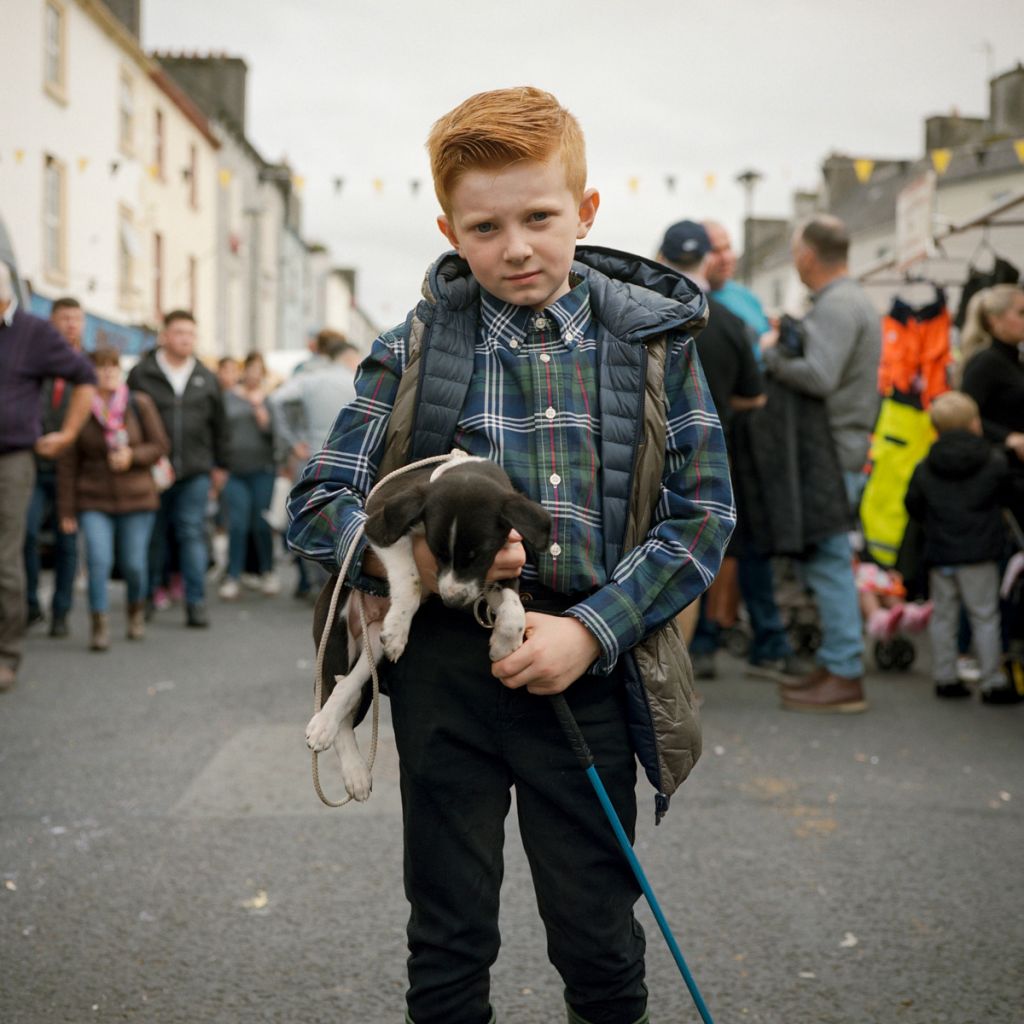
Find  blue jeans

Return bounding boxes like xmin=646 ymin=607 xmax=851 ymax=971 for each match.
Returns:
xmin=24 ymin=473 xmax=78 ymax=618
xmin=222 ymin=471 xmax=275 ymax=579
xmin=801 ymin=531 xmax=864 ymax=678
xmin=80 ymin=510 xmax=156 ymax=613
xmin=738 ymin=551 xmax=794 ymax=663
xmin=149 ymin=474 xmax=210 ymax=606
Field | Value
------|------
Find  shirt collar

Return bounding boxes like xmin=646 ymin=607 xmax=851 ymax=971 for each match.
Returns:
xmin=1 ymin=297 xmax=17 ymax=327
xmin=480 ymin=274 xmax=591 ymax=350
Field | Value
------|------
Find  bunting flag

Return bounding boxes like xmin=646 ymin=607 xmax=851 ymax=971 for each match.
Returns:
xmin=332 ymin=176 xmax=344 ymax=193
xmin=627 ymin=176 xmax=639 ymax=194
xmin=410 ymin=178 xmax=421 ymax=196
xmin=15 ymin=150 xmax=25 ymax=163
xmin=930 ymin=148 xmax=952 ymax=175
xmin=704 ymin=173 xmax=716 ymax=192
xmin=854 ymin=158 xmax=875 ymax=184
xmin=77 ymin=156 xmax=89 ymax=172
xmin=1014 ymin=139 xmax=1024 ymax=165
xmin=218 ymin=168 xmax=232 ymax=188
xmin=292 ymin=174 xmax=305 ymax=192
xmin=665 ymin=174 xmax=676 ymax=193
xmin=372 ymin=178 xmax=384 ymax=194
xmin=147 ymin=164 xmax=159 ymax=179
xmin=110 ymin=160 xmax=120 ymax=176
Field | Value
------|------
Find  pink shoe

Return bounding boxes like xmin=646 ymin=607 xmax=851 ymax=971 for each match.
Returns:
xmin=900 ymin=602 xmax=933 ymax=633
xmin=868 ymin=606 xmax=903 ymax=640
xmin=152 ymin=587 xmax=172 ymax=612
xmin=168 ymin=573 xmax=185 ymax=602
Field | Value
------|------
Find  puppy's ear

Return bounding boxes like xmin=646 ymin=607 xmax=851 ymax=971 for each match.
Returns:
xmin=365 ymin=486 xmax=427 ymax=546
xmin=502 ymin=493 xmax=552 ymax=554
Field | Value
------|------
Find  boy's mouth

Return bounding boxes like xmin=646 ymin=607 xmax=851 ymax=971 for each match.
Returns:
xmin=506 ymin=271 xmax=540 ymax=283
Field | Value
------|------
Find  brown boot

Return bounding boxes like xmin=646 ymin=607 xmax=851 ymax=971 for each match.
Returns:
xmin=779 ymin=671 xmax=867 ymax=713
xmin=90 ymin=613 xmax=110 ymax=652
xmin=127 ymin=602 xmax=145 ymax=640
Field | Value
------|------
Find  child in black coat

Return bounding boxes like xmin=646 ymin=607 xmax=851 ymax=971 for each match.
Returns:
xmin=904 ymin=390 xmax=1016 ymax=702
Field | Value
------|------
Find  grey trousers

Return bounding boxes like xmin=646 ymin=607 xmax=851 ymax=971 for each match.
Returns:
xmin=928 ymin=563 xmax=1004 ymax=688
xmin=0 ymin=450 xmax=36 ymax=672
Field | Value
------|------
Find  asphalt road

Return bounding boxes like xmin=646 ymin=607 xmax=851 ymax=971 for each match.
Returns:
xmin=2 ymin=585 xmax=1022 ymax=1024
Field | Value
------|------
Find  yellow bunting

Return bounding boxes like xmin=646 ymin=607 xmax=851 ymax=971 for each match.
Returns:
xmin=77 ymin=157 xmax=89 ymax=172
xmin=147 ymin=164 xmax=159 ymax=179
xmin=218 ymin=168 xmax=232 ymax=188
xmin=930 ymin=149 xmax=952 ymax=175
xmin=704 ymin=173 xmax=717 ymax=191
xmin=373 ymin=178 xmax=384 ymax=194
xmin=1014 ymin=139 xmax=1024 ymax=165
xmin=853 ymin=159 xmax=875 ymax=184
xmin=292 ymin=175 xmax=305 ymax=192
xmin=14 ymin=149 xmax=25 ymax=163
xmin=627 ymin=176 xmax=639 ymax=194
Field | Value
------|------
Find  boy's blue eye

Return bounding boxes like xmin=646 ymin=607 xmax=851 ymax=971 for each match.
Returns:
xmin=474 ymin=223 xmax=494 ymax=234
xmin=530 ymin=212 xmax=548 ymax=222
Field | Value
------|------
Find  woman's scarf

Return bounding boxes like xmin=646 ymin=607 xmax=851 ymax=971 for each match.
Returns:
xmin=92 ymin=383 xmax=130 ymax=448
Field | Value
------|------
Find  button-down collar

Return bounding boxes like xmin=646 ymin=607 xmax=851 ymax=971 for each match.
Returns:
xmin=480 ymin=274 xmax=591 ymax=351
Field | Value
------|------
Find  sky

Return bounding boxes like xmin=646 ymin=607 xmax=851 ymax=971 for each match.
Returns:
xmin=144 ymin=0 xmax=1023 ymax=332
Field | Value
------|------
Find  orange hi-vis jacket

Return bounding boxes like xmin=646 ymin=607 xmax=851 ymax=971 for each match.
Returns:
xmin=878 ymin=291 xmax=952 ymax=408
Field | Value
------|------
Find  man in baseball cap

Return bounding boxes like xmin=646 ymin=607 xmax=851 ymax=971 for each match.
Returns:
xmin=657 ymin=220 xmax=712 ymax=265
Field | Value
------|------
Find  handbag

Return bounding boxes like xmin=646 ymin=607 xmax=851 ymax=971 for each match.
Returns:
xmin=151 ymin=455 xmax=176 ymax=492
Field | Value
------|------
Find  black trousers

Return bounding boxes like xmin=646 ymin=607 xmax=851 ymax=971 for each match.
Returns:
xmin=384 ymin=597 xmax=648 ymax=1024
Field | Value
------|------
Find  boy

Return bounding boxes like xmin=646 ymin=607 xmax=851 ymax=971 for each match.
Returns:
xmin=287 ymin=87 xmax=734 ymax=1024
xmin=904 ymin=390 xmax=1014 ymax=703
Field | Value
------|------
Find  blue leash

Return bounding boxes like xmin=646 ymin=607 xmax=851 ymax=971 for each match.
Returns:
xmin=550 ymin=695 xmax=715 ymax=1024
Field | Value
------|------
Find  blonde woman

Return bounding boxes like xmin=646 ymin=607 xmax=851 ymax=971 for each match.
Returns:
xmin=959 ymin=284 xmax=1024 ymax=471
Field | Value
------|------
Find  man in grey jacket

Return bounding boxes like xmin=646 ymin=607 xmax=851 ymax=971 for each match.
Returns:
xmin=761 ymin=215 xmax=881 ymax=712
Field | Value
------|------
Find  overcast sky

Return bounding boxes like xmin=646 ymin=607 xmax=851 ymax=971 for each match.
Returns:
xmin=145 ymin=0 xmax=1022 ymax=332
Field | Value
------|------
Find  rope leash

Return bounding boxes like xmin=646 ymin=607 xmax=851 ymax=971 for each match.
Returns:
xmin=311 ymin=452 xmax=459 ymax=807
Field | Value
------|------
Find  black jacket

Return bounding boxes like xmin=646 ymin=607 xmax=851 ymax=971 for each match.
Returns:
xmin=127 ymin=350 xmax=229 ymax=481
xmin=904 ymin=430 xmax=1010 ymax=566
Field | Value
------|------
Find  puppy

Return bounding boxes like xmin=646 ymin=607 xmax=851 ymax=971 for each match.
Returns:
xmin=305 ymin=454 xmax=552 ymax=801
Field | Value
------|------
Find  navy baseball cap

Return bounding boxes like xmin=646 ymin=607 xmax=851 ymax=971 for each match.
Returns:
xmin=660 ymin=220 xmax=711 ymax=263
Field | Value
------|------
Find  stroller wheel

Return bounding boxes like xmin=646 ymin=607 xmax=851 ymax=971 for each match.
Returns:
xmin=874 ymin=640 xmax=897 ymax=671
xmin=892 ymin=636 xmax=916 ymax=670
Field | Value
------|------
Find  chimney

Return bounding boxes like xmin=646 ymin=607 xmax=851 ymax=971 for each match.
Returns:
xmin=155 ymin=54 xmax=249 ymax=134
xmin=924 ymin=114 xmax=986 ymax=152
xmin=989 ymin=62 xmax=1024 ymax=139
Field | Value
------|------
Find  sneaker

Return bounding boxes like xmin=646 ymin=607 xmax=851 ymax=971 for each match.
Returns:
xmin=218 ymin=578 xmax=241 ymax=601
xmin=691 ymin=653 xmax=717 ymax=680
xmin=935 ymin=680 xmax=971 ymax=699
xmin=186 ymin=603 xmax=210 ymax=628
xmin=152 ymin=587 xmax=172 ymax=612
xmin=980 ymin=684 xmax=1023 ymax=705
xmin=957 ymin=656 xmax=981 ymax=684
xmin=240 ymin=573 xmax=262 ymax=591
xmin=27 ymin=608 xmax=45 ymax=628
xmin=746 ymin=654 xmax=813 ymax=684
xmin=260 ymin=572 xmax=281 ymax=597
xmin=49 ymin=614 xmax=69 ymax=638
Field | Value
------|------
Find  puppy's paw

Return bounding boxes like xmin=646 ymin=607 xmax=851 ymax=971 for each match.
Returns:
xmin=380 ymin=615 xmax=412 ymax=661
xmin=305 ymin=709 xmax=338 ymax=752
xmin=338 ymin=751 xmax=372 ymax=802
xmin=489 ymin=622 xmax=524 ymax=662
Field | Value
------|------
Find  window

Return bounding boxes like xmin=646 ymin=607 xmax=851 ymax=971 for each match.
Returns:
xmin=189 ymin=143 xmax=198 ymax=209
xmin=43 ymin=1 xmax=66 ymax=102
xmin=42 ymin=155 xmax=67 ymax=282
xmin=119 ymin=70 xmax=134 ymax=154
xmin=118 ymin=205 xmax=138 ymax=308
xmin=154 ymin=109 xmax=165 ymax=180
xmin=153 ymin=232 xmax=163 ymax=319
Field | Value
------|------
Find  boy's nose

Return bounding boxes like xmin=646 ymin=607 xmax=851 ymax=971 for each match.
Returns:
xmin=503 ymin=233 xmax=532 ymax=263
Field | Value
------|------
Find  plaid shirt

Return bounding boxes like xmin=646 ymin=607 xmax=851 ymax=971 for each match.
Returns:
xmin=288 ymin=275 xmax=734 ymax=673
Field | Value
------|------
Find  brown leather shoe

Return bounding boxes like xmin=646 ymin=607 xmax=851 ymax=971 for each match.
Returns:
xmin=780 ymin=671 xmax=867 ymax=713
xmin=784 ymin=663 xmax=830 ymax=691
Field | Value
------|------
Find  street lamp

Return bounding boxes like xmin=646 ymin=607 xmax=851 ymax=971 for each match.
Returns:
xmin=734 ymin=169 xmax=764 ymax=284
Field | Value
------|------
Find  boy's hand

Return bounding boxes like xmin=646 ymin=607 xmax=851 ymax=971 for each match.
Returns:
xmin=491 ymin=613 xmax=600 ymax=695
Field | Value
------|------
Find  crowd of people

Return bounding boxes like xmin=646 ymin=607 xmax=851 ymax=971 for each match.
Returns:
xmin=1 ymin=219 xmax=1022 ymax=708
xmin=0 ymin=277 xmax=360 ymax=676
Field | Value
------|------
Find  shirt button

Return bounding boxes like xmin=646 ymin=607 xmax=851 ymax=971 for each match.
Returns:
xmin=549 ymin=543 xmax=562 ymax=557
xmin=509 ymin=339 xmax=519 ymax=349
xmin=549 ymin=473 xmax=561 ymax=486
xmin=544 ymin=407 xmax=556 ymax=420
xmin=534 ymin=317 xmax=551 ymax=330
xmin=539 ymin=353 xmax=551 ymax=363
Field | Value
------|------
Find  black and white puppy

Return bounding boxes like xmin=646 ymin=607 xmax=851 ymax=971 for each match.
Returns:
xmin=305 ymin=454 xmax=552 ymax=800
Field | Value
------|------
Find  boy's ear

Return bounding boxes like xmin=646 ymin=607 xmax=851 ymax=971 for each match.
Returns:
xmin=576 ymin=188 xmax=600 ymax=240
xmin=437 ymin=214 xmax=460 ymax=253
xmin=365 ymin=486 xmax=427 ymax=546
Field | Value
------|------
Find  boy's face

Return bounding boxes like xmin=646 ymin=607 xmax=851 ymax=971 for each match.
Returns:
xmin=437 ymin=155 xmax=599 ymax=311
